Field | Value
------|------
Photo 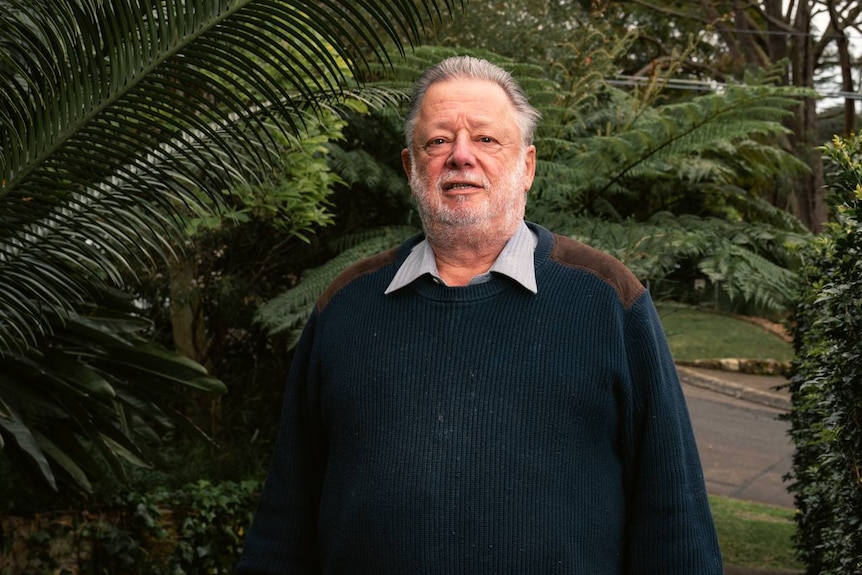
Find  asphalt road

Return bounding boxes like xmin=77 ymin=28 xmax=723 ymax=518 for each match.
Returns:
xmin=683 ymin=384 xmax=795 ymax=509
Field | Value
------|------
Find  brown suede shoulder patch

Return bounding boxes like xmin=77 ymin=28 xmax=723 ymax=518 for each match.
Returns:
xmin=316 ymin=247 xmax=399 ymax=312
xmin=550 ymin=234 xmax=645 ymax=309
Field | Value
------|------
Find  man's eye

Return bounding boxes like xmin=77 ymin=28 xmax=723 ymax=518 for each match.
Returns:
xmin=423 ymin=139 xmax=452 ymax=155
xmin=479 ymin=137 xmax=494 ymax=143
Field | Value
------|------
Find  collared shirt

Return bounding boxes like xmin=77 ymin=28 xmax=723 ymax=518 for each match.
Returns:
xmin=384 ymin=221 xmax=538 ymax=294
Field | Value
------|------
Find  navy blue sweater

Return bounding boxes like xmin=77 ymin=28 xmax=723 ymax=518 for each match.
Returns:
xmin=236 ymin=223 xmax=723 ymax=574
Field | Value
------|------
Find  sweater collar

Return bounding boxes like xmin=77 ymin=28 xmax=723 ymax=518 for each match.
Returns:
xmin=384 ymin=221 xmax=538 ymax=294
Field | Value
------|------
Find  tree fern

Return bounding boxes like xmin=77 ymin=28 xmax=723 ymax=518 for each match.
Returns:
xmin=550 ymin=213 xmax=805 ymax=313
xmin=534 ymin=83 xmax=811 ymax=217
xmin=256 ymin=226 xmax=417 ymax=348
xmin=698 ymin=243 xmax=799 ymax=312
xmin=327 ymin=146 xmax=407 ymax=194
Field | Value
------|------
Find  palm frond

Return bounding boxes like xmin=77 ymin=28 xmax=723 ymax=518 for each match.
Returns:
xmin=0 ymin=0 xmax=461 ymax=496
xmin=0 ymin=0 xmax=459 ymax=354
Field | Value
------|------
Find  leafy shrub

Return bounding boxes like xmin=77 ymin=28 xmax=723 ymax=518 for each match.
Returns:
xmin=786 ymin=134 xmax=862 ymax=573
xmin=1 ymin=479 xmax=260 ymax=574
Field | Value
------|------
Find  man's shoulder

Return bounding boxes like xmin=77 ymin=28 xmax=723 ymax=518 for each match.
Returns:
xmin=316 ymin=246 xmax=401 ymax=312
xmin=546 ymin=232 xmax=645 ymax=309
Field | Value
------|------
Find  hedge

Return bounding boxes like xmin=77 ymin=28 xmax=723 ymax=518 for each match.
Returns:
xmin=787 ymin=134 xmax=862 ymax=574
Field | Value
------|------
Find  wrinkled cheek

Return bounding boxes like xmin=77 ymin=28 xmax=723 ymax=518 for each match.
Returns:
xmin=410 ymin=176 xmax=445 ymax=214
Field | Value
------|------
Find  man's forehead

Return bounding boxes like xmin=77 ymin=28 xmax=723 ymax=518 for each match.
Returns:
xmin=417 ymin=80 xmax=515 ymax=126
xmin=421 ymin=78 xmax=509 ymax=105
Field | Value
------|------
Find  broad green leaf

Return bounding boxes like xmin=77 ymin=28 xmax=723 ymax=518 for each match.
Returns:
xmin=43 ymin=351 xmax=117 ymax=399
xmin=32 ymin=430 xmax=94 ymax=494
xmin=0 ymin=406 xmax=57 ymax=491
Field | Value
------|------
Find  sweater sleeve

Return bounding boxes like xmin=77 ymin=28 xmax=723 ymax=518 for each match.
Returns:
xmin=621 ymin=293 xmax=723 ymax=574
xmin=234 ymin=312 xmax=326 ymax=575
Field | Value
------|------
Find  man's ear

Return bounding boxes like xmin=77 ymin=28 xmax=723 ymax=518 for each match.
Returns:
xmin=523 ymin=145 xmax=537 ymax=192
xmin=401 ymin=148 xmax=412 ymax=177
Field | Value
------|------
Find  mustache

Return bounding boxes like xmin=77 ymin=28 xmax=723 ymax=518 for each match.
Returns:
xmin=410 ymin=169 xmax=489 ymax=192
xmin=438 ymin=171 xmax=486 ymax=190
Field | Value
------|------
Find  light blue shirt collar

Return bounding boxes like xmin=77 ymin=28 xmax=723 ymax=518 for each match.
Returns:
xmin=384 ymin=221 xmax=538 ymax=294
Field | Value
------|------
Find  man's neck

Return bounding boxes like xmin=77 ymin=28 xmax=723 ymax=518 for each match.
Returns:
xmin=427 ymin=223 xmax=519 ymax=287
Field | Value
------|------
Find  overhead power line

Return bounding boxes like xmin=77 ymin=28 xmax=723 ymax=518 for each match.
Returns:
xmin=712 ymin=27 xmax=862 ymax=42
xmin=607 ymin=75 xmax=862 ymax=102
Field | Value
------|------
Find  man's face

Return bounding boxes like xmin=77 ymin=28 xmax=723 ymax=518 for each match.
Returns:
xmin=402 ymin=78 xmax=536 ymax=242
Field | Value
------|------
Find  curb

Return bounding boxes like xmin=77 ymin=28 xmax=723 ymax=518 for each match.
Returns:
xmin=676 ymin=365 xmax=791 ymax=412
xmin=677 ymin=357 xmax=790 ymax=376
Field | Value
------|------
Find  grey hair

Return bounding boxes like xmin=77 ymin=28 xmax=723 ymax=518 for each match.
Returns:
xmin=403 ymin=56 xmax=541 ymax=149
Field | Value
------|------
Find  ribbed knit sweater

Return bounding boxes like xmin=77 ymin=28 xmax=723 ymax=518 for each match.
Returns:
xmin=235 ymin=223 xmax=723 ymax=574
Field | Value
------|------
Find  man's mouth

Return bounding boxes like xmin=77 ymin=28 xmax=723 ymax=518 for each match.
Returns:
xmin=442 ymin=182 xmax=482 ymax=191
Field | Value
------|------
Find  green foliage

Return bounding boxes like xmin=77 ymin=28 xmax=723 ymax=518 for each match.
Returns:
xmin=0 ymin=0 xmax=457 ymax=354
xmin=532 ymin=78 xmax=812 ymax=221
xmin=256 ymin=226 xmax=418 ymax=349
xmin=0 ymin=288 xmax=225 ymax=499
xmin=187 ymin=116 xmax=347 ymax=242
xmin=325 ymin=106 xmax=417 ymax=232
xmin=549 ymin=213 xmax=806 ymax=314
xmin=1 ymin=479 xmax=260 ymax=574
xmin=0 ymin=0 xmax=460 ymax=499
xmin=428 ymin=0 xmax=590 ymax=63
xmin=131 ymin=112 xmax=356 ymax=481
xmin=420 ymin=23 xmax=813 ymax=226
xmin=786 ymin=134 xmax=862 ymax=573
xmin=526 ymin=57 xmax=811 ymax=314
xmin=428 ymin=3 xmax=631 ymax=112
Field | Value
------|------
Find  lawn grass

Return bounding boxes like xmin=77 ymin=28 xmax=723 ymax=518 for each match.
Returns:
xmin=710 ymin=495 xmax=802 ymax=571
xmin=655 ymin=302 xmax=800 ymax=570
xmin=656 ymin=302 xmax=794 ymax=363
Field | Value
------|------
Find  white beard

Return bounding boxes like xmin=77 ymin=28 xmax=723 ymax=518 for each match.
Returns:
xmin=409 ymin=158 xmax=527 ymax=249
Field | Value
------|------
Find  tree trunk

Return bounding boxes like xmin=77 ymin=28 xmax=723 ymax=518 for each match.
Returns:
xmin=169 ymin=256 xmax=209 ymax=366
xmin=836 ymin=33 xmax=856 ymax=136
xmin=789 ymin=1 xmax=827 ymax=232
xmin=169 ymin=253 xmax=222 ymax=435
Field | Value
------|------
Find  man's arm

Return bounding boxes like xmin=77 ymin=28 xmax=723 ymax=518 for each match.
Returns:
xmin=621 ymin=294 xmax=723 ymax=574
xmin=234 ymin=314 xmax=326 ymax=575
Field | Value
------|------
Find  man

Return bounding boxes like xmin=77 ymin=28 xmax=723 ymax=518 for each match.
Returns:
xmin=235 ymin=56 xmax=723 ymax=574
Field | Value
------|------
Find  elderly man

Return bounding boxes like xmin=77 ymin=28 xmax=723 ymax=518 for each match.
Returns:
xmin=235 ymin=56 xmax=723 ymax=574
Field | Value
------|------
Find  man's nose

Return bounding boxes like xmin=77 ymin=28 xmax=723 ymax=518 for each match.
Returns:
xmin=447 ymin=135 xmax=476 ymax=168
